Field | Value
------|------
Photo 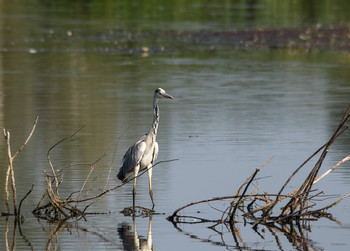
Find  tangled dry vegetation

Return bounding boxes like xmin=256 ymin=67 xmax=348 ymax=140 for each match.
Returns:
xmin=2 ymin=122 xmax=115 ymax=222
xmin=167 ymin=105 xmax=350 ymax=246
xmin=2 ymin=122 xmax=176 ymax=223
xmin=1 ymin=105 xmax=350 ymax=250
xmin=1 ymin=118 xmax=176 ymax=250
xmin=31 ymin=125 xmax=171 ymax=222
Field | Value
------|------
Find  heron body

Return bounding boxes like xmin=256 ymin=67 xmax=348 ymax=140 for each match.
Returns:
xmin=116 ymin=134 xmax=158 ymax=182
xmin=117 ymin=88 xmax=173 ymax=208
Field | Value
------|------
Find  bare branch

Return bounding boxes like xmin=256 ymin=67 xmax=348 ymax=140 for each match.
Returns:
xmin=76 ymin=155 xmax=106 ymax=202
xmin=228 ymin=155 xmax=274 ymax=218
xmin=75 ymin=158 xmax=179 ymax=205
xmin=313 ymin=155 xmax=350 ymax=184
xmin=4 ymin=130 xmax=17 ymax=215
xmin=18 ymin=184 xmax=35 ymax=218
xmin=47 ymin=125 xmax=86 ymax=194
xmin=12 ymin=116 xmax=39 ymax=159
xmin=104 ymin=132 xmax=125 ymax=191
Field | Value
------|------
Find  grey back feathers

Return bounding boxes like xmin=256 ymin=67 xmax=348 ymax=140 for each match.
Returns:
xmin=117 ymin=135 xmax=147 ymax=182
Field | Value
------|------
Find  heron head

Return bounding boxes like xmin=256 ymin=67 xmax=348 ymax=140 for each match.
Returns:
xmin=154 ymin=88 xmax=174 ymax=100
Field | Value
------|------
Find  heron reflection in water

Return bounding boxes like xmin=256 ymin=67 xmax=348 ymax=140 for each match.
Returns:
xmin=117 ymin=88 xmax=173 ymax=208
xmin=118 ymin=216 xmax=153 ymax=251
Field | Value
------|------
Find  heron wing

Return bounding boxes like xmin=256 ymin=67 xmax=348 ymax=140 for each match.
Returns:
xmin=117 ymin=136 xmax=147 ymax=181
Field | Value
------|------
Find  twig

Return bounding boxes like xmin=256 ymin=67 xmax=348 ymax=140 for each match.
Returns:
xmin=167 ymin=195 xmax=236 ymax=222
xmin=229 ymin=155 xmax=274 ymax=223
xmin=309 ymin=193 xmax=350 ymax=213
xmin=77 ymin=158 xmax=179 ymax=205
xmin=104 ymin=133 xmax=125 ymax=191
xmin=229 ymin=167 xmax=260 ymax=224
xmin=47 ymin=125 xmax=86 ymax=194
xmin=18 ymin=184 xmax=35 ymax=218
xmin=313 ymin=155 xmax=350 ymax=184
xmin=12 ymin=116 xmax=39 ymax=159
xmin=5 ymin=165 xmax=11 ymax=214
xmin=76 ymin=155 xmax=106 ymax=202
xmin=4 ymin=130 xmax=17 ymax=215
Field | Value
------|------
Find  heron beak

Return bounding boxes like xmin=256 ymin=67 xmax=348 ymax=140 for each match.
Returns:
xmin=163 ymin=93 xmax=174 ymax=99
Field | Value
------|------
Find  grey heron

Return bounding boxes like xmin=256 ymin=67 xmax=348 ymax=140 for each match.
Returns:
xmin=117 ymin=88 xmax=173 ymax=208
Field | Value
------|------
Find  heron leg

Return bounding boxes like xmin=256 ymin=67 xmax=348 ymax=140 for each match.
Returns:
xmin=133 ymin=165 xmax=140 ymax=207
xmin=147 ymin=165 xmax=155 ymax=208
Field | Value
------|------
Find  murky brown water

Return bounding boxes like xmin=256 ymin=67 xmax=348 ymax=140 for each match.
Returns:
xmin=1 ymin=1 xmax=350 ymax=250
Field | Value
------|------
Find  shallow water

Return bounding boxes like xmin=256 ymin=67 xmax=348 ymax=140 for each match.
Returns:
xmin=0 ymin=1 xmax=350 ymax=250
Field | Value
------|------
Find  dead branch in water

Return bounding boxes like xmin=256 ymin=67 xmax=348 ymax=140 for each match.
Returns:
xmin=278 ymin=105 xmax=350 ymax=220
xmin=33 ymin=126 xmax=106 ymax=221
xmin=168 ymin=105 xmax=350 ymax=249
xmin=2 ymin=116 xmax=38 ymax=216
xmin=32 ymin=126 xmax=178 ymax=221
xmin=46 ymin=124 xmax=86 ymax=195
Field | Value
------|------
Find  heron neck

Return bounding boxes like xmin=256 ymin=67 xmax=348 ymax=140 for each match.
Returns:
xmin=150 ymin=97 xmax=159 ymax=137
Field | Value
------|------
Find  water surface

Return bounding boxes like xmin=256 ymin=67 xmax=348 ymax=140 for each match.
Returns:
xmin=0 ymin=1 xmax=350 ymax=250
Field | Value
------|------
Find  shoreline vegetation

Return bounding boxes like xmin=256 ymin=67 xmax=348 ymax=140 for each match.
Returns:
xmin=82 ymin=25 xmax=350 ymax=52
xmin=2 ymin=25 xmax=349 ymax=55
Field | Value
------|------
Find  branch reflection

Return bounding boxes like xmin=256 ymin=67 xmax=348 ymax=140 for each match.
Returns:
xmin=169 ymin=214 xmax=327 ymax=251
xmin=4 ymin=215 xmax=34 ymax=251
